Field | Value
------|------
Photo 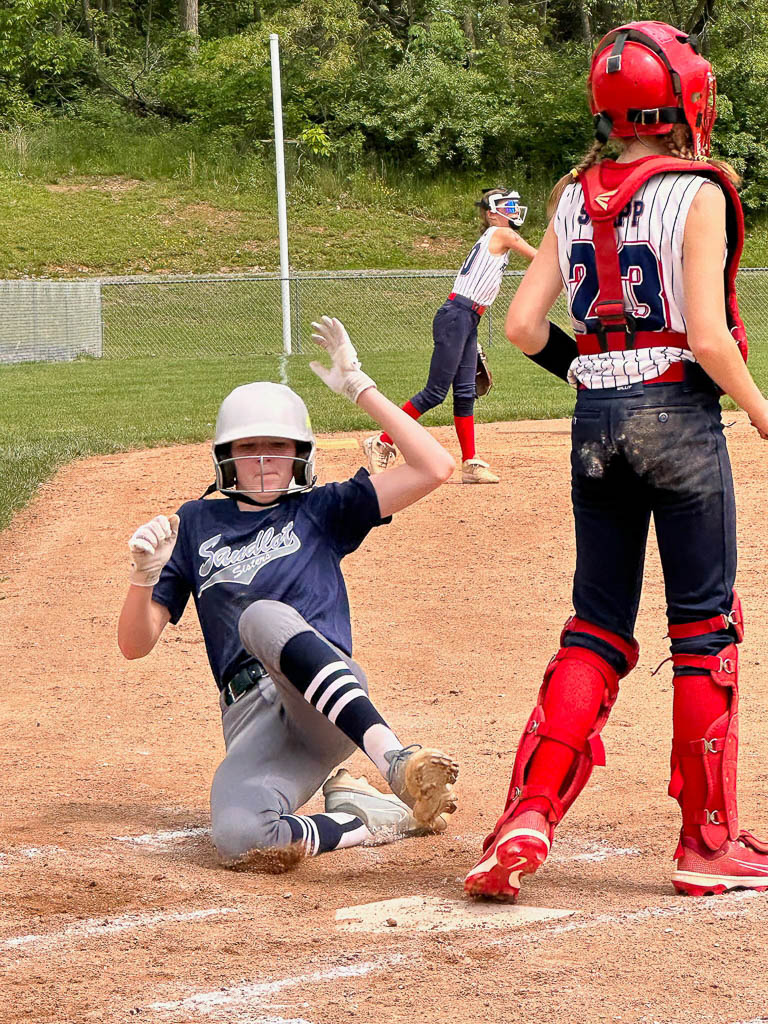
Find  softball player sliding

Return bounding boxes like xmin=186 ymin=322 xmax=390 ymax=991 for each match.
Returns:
xmin=365 ymin=189 xmax=537 ymax=484
xmin=466 ymin=21 xmax=768 ymax=900
xmin=118 ymin=317 xmax=458 ymax=869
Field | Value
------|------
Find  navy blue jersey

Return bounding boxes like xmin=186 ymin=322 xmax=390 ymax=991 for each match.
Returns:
xmin=152 ymin=468 xmax=389 ymax=688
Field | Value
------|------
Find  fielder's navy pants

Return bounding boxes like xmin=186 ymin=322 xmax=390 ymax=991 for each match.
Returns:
xmin=410 ymin=300 xmax=479 ymax=418
xmin=566 ymin=372 xmax=737 ymax=669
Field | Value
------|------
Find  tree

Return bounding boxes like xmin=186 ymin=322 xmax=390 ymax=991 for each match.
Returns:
xmin=179 ymin=0 xmax=198 ymax=37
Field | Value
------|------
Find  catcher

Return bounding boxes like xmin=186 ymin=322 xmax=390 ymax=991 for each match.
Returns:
xmin=364 ymin=189 xmax=537 ymax=483
xmin=466 ymin=21 xmax=768 ymax=900
xmin=117 ymin=317 xmax=458 ymax=869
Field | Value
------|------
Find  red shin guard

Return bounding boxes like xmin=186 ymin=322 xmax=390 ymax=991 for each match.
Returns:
xmin=669 ymin=646 xmax=740 ymax=853
xmin=485 ymin=618 xmax=639 ymax=849
xmin=668 ymin=593 xmax=744 ymax=855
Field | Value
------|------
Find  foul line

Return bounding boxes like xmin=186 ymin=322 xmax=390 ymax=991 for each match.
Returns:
xmin=1 ymin=906 xmax=240 ymax=954
xmin=490 ymin=887 xmax=761 ymax=946
xmin=113 ymin=827 xmax=211 ymax=847
xmin=148 ymin=955 xmax=405 ymax=1015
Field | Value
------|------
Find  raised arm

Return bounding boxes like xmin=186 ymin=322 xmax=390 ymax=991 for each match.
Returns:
xmin=310 ymin=317 xmax=454 ymax=518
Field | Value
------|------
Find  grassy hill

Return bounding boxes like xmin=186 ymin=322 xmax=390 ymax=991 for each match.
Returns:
xmin=4 ymin=122 xmax=768 ymax=277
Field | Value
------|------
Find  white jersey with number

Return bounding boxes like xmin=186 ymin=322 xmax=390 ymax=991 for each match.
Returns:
xmin=451 ymin=227 xmax=509 ymax=306
xmin=554 ymin=170 xmax=711 ymax=389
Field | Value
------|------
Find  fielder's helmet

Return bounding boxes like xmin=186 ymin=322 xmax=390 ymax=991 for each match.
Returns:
xmin=477 ymin=188 xmax=528 ymax=228
xmin=589 ymin=21 xmax=716 ymax=158
xmin=212 ymin=382 xmax=316 ymax=498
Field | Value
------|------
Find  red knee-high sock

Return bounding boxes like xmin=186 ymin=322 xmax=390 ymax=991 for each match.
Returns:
xmin=520 ymin=659 xmax=608 ymax=817
xmin=672 ymin=673 xmax=730 ymax=841
xmin=454 ymin=415 xmax=476 ymax=462
xmin=380 ymin=401 xmax=421 ymax=447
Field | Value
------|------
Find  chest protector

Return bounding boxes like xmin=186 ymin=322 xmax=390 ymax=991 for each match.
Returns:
xmin=577 ymin=156 xmax=748 ymax=363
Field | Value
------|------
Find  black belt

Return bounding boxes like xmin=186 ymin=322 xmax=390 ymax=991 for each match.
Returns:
xmin=221 ymin=661 xmax=269 ymax=706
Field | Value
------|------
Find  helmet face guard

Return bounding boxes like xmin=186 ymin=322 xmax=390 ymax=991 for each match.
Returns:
xmin=479 ymin=189 xmax=528 ymax=228
xmin=589 ymin=21 xmax=717 ymax=158
xmin=214 ymin=451 xmax=315 ymax=502
xmin=489 ymin=191 xmax=528 ymax=227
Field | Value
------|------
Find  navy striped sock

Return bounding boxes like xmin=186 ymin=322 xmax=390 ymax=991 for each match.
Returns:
xmin=282 ymin=812 xmax=370 ymax=855
xmin=280 ymin=630 xmax=389 ymax=744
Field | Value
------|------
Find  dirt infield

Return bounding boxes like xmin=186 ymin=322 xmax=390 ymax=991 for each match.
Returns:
xmin=2 ymin=416 xmax=768 ymax=1024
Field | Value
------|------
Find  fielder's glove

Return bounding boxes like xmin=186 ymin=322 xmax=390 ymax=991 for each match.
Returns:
xmin=475 ymin=342 xmax=493 ymax=398
xmin=128 ymin=513 xmax=180 ymax=587
xmin=309 ymin=316 xmax=376 ymax=403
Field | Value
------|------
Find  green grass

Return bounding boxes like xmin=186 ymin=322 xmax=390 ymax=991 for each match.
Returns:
xmin=0 ymin=344 xmax=575 ymax=531
xmin=3 ymin=119 xmax=768 ymax=532
xmin=0 ymin=120 xmax=545 ymax=276
xmin=4 ymin=118 xmax=768 ymax=276
xmin=4 ymin=329 xmax=768 ymax=532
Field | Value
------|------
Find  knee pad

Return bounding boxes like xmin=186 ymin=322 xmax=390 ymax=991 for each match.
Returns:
xmin=668 ymin=591 xmax=743 ymax=851
xmin=489 ymin=617 xmax=639 ymax=842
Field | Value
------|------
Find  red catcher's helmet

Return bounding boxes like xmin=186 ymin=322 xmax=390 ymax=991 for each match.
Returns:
xmin=588 ymin=21 xmax=716 ymax=158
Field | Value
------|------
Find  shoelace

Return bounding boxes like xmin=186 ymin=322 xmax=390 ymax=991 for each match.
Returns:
xmin=374 ymin=444 xmax=393 ymax=469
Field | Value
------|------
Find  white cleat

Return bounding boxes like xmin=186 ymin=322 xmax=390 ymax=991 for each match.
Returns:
xmin=323 ymin=769 xmax=448 ymax=835
xmin=462 ymin=457 xmax=500 ymax=484
xmin=363 ymin=435 xmax=397 ymax=475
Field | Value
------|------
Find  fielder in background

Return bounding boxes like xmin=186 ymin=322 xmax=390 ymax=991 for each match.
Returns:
xmin=364 ymin=189 xmax=537 ymax=484
xmin=465 ymin=21 xmax=768 ymax=900
xmin=117 ymin=316 xmax=458 ymax=870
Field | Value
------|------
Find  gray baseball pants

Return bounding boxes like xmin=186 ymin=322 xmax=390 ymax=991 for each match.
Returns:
xmin=209 ymin=599 xmax=368 ymax=862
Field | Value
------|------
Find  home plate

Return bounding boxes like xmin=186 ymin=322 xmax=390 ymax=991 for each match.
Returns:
xmin=336 ymin=896 xmax=574 ymax=933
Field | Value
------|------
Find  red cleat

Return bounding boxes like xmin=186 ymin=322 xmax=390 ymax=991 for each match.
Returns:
xmin=464 ymin=812 xmax=551 ymax=901
xmin=672 ymin=831 xmax=768 ymax=896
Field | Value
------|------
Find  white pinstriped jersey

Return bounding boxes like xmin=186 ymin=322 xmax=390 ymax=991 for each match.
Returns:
xmin=451 ymin=227 xmax=509 ymax=306
xmin=554 ymin=168 xmax=711 ymax=389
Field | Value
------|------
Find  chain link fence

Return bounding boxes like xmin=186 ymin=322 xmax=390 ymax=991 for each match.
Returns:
xmin=98 ymin=270 xmax=563 ymax=359
xmin=3 ymin=268 xmax=768 ymax=426
xmin=97 ymin=267 xmax=768 ymax=359
xmin=0 ymin=280 xmax=102 ymax=364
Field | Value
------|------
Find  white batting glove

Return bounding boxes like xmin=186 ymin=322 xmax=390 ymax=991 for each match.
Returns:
xmin=128 ymin=514 xmax=180 ymax=587
xmin=309 ymin=316 xmax=376 ymax=404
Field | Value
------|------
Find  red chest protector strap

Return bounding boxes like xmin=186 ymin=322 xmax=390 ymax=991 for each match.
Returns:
xmin=578 ymin=157 xmax=748 ymax=362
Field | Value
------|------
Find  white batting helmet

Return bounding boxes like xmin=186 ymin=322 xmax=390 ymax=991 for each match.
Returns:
xmin=212 ymin=382 xmax=316 ymax=497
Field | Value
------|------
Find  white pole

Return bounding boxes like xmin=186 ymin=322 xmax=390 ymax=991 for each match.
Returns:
xmin=270 ymin=33 xmax=292 ymax=358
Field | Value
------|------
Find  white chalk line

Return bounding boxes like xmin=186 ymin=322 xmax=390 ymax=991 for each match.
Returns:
xmin=1 ymin=906 xmax=241 ymax=954
xmin=489 ymin=887 xmax=762 ymax=946
xmin=0 ymin=844 xmax=67 ymax=867
xmin=560 ymin=841 xmax=642 ymax=863
xmin=147 ymin=954 xmax=405 ymax=1017
xmin=113 ymin=826 xmax=211 ymax=848
xmin=139 ymin=891 xmax=766 ymax=1021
